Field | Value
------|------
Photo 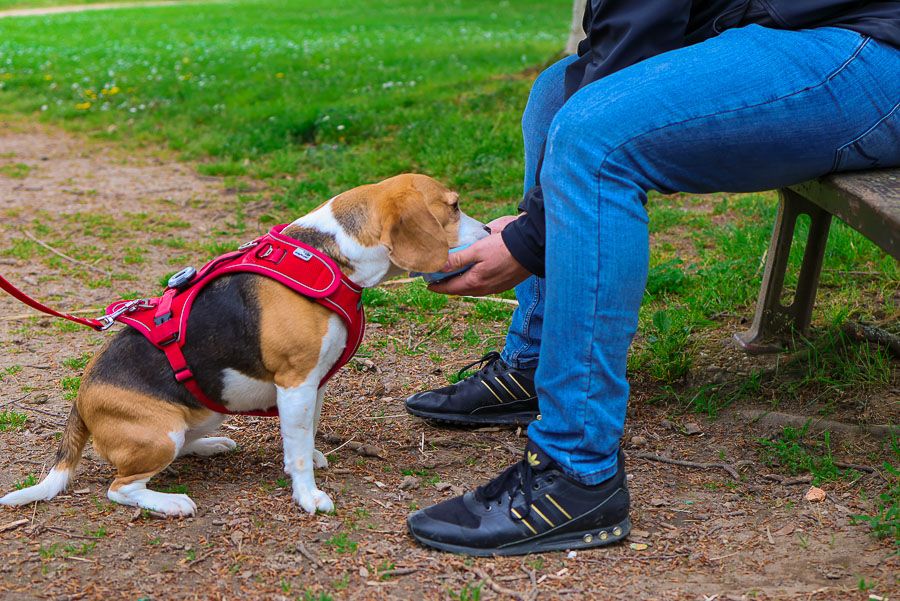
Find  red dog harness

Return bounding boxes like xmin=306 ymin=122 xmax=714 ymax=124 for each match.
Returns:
xmin=0 ymin=224 xmax=365 ymax=417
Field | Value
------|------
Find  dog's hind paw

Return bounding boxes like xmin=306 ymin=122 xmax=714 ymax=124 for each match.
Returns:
xmin=183 ymin=437 xmax=237 ymax=457
xmin=108 ymin=486 xmax=197 ymax=517
xmin=312 ymin=449 xmax=329 ymax=469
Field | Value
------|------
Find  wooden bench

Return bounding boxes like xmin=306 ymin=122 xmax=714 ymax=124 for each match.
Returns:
xmin=734 ymin=168 xmax=899 ymax=353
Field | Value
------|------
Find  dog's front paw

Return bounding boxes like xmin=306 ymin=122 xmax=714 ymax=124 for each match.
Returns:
xmin=312 ymin=449 xmax=329 ymax=469
xmin=293 ymin=486 xmax=334 ymax=514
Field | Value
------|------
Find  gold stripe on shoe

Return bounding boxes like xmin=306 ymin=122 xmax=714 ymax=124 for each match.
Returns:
xmin=493 ymin=377 xmax=516 ymax=402
xmin=510 ymin=508 xmax=538 ymax=535
xmin=545 ymin=494 xmax=572 ymax=520
xmin=507 ymin=373 xmax=531 ymax=397
xmin=480 ymin=380 xmax=504 ymax=404
xmin=531 ymin=504 xmax=555 ymax=528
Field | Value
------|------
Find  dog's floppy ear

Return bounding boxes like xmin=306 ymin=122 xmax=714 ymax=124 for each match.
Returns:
xmin=379 ymin=191 xmax=450 ymax=273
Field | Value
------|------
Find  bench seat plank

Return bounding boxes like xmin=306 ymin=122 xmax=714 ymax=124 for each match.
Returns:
xmin=789 ymin=168 xmax=899 ymax=260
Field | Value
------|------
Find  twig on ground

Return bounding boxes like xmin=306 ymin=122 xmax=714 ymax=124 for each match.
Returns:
xmin=380 ymin=277 xmax=418 ymax=287
xmin=461 ymin=295 xmax=519 ymax=306
xmin=23 ymin=230 xmax=109 ymax=277
xmin=16 ymin=403 xmax=62 ymax=419
xmin=630 ymin=452 xmax=743 ymax=480
xmin=833 ymin=461 xmax=875 ymax=473
xmin=381 ymin=567 xmax=418 ymax=578
xmin=1 ymin=308 xmax=99 ymax=322
xmin=322 ymin=433 xmax=383 ymax=458
xmin=761 ymin=474 xmax=813 ymax=485
xmin=841 ymin=321 xmax=900 ymax=357
xmin=472 ymin=567 xmax=528 ymax=601
xmin=323 ymin=435 xmax=357 ymax=456
xmin=295 ymin=542 xmax=322 ymax=567
xmin=0 ymin=518 xmax=29 ymax=532
xmin=0 ymin=394 xmax=30 ymax=410
xmin=361 ymin=413 xmax=406 ymax=420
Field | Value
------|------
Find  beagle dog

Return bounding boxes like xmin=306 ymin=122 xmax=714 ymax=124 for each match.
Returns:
xmin=0 ymin=174 xmax=488 ymax=516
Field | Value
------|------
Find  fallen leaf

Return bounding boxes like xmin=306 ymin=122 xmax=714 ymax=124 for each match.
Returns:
xmin=629 ymin=543 xmax=649 ymax=551
xmin=773 ymin=523 xmax=795 ymax=537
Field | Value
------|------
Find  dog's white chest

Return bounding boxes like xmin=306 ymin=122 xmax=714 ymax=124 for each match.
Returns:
xmin=220 ymin=368 xmax=277 ymax=411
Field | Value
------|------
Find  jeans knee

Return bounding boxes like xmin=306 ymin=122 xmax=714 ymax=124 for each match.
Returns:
xmin=522 ymin=56 xmax=576 ymax=138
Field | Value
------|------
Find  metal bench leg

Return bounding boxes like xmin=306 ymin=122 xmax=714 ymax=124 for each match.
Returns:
xmin=734 ymin=188 xmax=832 ymax=354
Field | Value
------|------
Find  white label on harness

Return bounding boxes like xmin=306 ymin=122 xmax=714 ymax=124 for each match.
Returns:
xmin=293 ymin=248 xmax=314 ymax=261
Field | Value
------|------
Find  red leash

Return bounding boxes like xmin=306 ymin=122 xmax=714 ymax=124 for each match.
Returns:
xmin=0 ymin=274 xmax=120 ymax=331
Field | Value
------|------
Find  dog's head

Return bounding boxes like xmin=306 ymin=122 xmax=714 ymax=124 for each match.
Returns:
xmin=331 ymin=173 xmax=488 ymax=274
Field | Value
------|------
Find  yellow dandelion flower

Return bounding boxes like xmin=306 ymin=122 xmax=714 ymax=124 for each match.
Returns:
xmin=275 ymin=72 xmax=285 ymax=79
xmin=75 ymin=101 xmax=92 ymax=110
xmin=43 ymin=74 xmax=52 ymax=81
xmin=108 ymin=86 xmax=120 ymax=95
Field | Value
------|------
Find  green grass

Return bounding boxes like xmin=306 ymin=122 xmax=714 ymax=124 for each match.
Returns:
xmin=0 ymin=162 xmax=30 ymax=178
xmin=61 ymin=375 xmax=81 ymax=400
xmin=852 ymin=433 xmax=900 ymax=552
xmin=633 ymin=192 xmax=897 ymax=393
xmin=0 ymin=0 xmax=155 ymax=8
xmin=757 ymin=423 xmax=858 ymax=485
xmin=0 ymin=0 xmax=566 ymax=218
xmin=0 ymin=410 xmax=28 ymax=431
xmin=13 ymin=473 xmax=37 ymax=489
xmin=323 ymin=532 xmax=357 ymax=554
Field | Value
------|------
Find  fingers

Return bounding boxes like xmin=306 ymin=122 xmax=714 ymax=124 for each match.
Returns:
xmin=428 ymin=267 xmax=485 ymax=296
xmin=443 ymin=245 xmax=478 ymax=271
xmin=485 ymin=215 xmax=518 ymax=234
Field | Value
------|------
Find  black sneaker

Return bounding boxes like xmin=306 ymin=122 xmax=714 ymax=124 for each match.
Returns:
xmin=405 ymin=352 xmax=538 ymax=426
xmin=407 ymin=442 xmax=630 ymax=556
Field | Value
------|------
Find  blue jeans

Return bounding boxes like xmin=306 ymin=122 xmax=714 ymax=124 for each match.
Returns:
xmin=500 ymin=25 xmax=900 ymax=484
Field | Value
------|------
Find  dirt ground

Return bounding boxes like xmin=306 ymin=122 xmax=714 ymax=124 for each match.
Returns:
xmin=0 ymin=120 xmax=897 ymax=600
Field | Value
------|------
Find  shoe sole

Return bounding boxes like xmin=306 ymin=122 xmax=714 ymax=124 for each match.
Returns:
xmin=405 ymin=406 xmax=538 ymax=427
xmin=409 ymin=516 xmax=631 ymax=557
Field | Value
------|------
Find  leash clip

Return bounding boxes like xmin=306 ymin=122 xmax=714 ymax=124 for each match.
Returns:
xmin=98 ymin=299 xmax=151 ymax=330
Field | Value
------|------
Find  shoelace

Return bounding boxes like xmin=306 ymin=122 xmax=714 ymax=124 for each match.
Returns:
xmin=474 ymin=455 xmax=537 ymax=521
xmin=456 ymin=351 xmax=504 ymax=382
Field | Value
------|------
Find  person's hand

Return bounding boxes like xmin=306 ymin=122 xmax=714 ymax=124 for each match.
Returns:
xmin=429 ymin=215 xmax=530 ymax=296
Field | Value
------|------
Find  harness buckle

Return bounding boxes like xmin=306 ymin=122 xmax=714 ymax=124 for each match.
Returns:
xmin=238 ymin=239 xmax=259 ymax=251
xmin=158 ymin=332 xmax=180 ymax=346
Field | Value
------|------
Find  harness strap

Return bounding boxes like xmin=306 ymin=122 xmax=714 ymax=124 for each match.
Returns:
xmin=160 ymin=339 xmax=279 ymax=417
xmin=0 ymin=274 xmax=108 ymax=330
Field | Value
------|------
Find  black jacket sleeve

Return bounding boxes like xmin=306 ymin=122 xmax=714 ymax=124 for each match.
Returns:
xmin=503 ymin=0 xmax=692 ymax=277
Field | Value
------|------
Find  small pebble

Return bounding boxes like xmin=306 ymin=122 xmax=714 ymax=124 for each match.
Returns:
xmin=630 ymin=435 xmax=647 ymax=447
xmin=399 ymin=476 xmax=420 ymax=491
xmin=567 ymin=550 xmax=577 ymax=559
xmin=683 ymin=422 xmax=703 ymax=435
xmin=805 ymin=486 xmax=826 ymax=503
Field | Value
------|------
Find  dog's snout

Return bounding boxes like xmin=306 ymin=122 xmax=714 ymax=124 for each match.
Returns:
xmin=457 ymin=211 xmax=490 ymax=246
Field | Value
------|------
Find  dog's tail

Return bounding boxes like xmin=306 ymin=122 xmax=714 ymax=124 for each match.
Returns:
xmin=0 ymin=403 xmax=89 ymax=506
